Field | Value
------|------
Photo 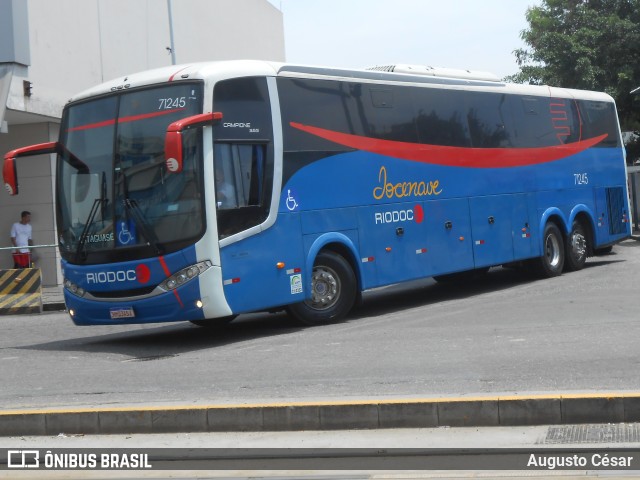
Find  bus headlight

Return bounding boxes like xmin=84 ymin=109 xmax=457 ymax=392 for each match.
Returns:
xmin=159 ymin=261 xmax=212 ymax=292
xmin=64 ymin=278 xmax=86 ymax=297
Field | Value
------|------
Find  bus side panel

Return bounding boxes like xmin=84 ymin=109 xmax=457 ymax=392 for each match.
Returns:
xmin=593 ymin=186 xmax=631 ymax=246
xmin=301 ymin=208 xmax=359 ymax=234
xmin=361 ymin=201 xmax=431 ymax=286
xmin=512 ymin=193 xmax=537 ymax=260
xmin=468 ymin=193 xmax=537 ymax=266
xmin=301 ymin=208 xmax=375 ymax=289
xmin=593 ymin=187 xmax=611 ymax=245
xmin=357 ymin=197 xmax=476 ymax=286
xmin=469 ymin=195 xmax=516 ymax=268
xmin=220 ymin=212 xmax=306 ymax=314
xmin=423 ymin=198 xmax=475 ymax=276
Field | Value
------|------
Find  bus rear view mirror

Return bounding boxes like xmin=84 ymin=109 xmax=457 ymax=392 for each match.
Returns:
xmin=3 ymin=142 xmax=59 ymax=195
xmin=3 ymin=155 xmax=18 ymax=196
xmin=165 ymin=112 xmax=222 ymax=173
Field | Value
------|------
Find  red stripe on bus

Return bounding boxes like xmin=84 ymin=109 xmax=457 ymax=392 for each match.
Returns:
xmin=158 ymin=256 xmax=184 ymax=308
xmin=290 ymin=122 xmax=607 ymax=168
xmin=67 ymin=108 xmax=187 ymax=132
xmin=158 ymin=256 xmax=171 ymax=276
xmin=169 ymin=66 xmax=190 ymax=81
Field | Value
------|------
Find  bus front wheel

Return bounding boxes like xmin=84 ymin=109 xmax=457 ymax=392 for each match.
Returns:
xmin=532 ymin=222 xmax=565 ymax=278
xmin=564 ymin=220 xmax=589 ymax=272
xmin=288 ymin=251 xmax=357 ymax=326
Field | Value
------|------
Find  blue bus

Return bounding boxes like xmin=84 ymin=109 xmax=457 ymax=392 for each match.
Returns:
xmin=3 ymin=61 xmax=631 ymax=326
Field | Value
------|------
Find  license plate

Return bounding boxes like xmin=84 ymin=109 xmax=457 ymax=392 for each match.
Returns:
xmin=109 ymin=307 xmax=135 ymax=319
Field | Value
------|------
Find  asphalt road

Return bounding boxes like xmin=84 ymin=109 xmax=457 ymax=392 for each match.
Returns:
xmin=1 ymin=239 xmax=639 ymax=410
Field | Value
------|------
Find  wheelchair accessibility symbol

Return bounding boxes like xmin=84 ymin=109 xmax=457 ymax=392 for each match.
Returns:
xmin=285 ymin=189 xmax=299 ymax=211
xmin=116 ymin=220 xmax=137 ymax=246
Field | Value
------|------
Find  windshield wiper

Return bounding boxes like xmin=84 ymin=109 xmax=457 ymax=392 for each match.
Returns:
xmin=122 ymin=198 xmax=163 ymax=255
xmin=115 ymin=163 xmax=163 ymax=254
xmin=74 ymin=198 xmax=107 ymax=263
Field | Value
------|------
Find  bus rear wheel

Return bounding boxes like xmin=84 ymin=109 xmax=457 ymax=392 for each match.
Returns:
xmin=564 ymin=220 xmax=589 ymax=272
xmin=532 ymin=222 xmax=565 ymax=277
xmin=288 ymin=251 xmax=356 ymax=326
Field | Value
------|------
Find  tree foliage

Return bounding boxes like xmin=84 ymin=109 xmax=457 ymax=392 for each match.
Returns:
xmin=508 ymin=0 xmax=640 ymax=136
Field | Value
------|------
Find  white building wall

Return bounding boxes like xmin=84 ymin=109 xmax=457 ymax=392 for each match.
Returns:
xmin=0 ymin=0 xmax=284 ymax=285
xmin=25 ymin=0 xmax=284 ymax=100
xmin=0 ymin=122 xmax=59 ymax=285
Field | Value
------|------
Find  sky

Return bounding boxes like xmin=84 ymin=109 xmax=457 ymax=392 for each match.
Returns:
xmin=267 ymin=0 xmax=541 ymax=79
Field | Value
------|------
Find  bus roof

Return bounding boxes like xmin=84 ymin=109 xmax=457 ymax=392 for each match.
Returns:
xmin=67 ymin=59 xmax=614 ymax=105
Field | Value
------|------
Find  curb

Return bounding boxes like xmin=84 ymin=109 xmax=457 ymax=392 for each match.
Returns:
xmin=42 ymin=302 xmax=66 ymax=312
xmin=2 ymin=393 xmax=640 ymax=437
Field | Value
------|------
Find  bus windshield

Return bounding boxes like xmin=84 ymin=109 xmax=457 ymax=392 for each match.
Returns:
xmin=56 ymin=83 xmax=205 ymax=264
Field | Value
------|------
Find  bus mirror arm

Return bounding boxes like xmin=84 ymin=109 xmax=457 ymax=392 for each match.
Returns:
xmin=165 ymin=112 xmax=223 ymax=174
xmin=3 ymin=142 xmax=59 ymax=196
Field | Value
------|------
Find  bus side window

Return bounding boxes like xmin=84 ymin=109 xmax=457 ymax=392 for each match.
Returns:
xmin=214 ymin=143 xmax=269 ymax=239
xmin=511 ymin=96 xmax=557 ymax=148
xmin=467 ymin=93 xmax=513 ymax=148
xmin=214 ymin=144 xmax=239 ymax=209
xmin=214 ymin=144 xmax=266 ymax=210
xmin=578 ymin=100 xmax=621 ymax=148
xmin=412 ymin=89 xmax=471 ymax=147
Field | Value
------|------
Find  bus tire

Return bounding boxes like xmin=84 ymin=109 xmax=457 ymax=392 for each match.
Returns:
xmin=288 ymin=251 xmax=357 ymax=326
xmin=564 ymin=220 xmax=589 ymax=272
xmin=533 ymin=222 xmax=565 ymax=278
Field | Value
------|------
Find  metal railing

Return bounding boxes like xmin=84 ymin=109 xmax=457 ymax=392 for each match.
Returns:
xmin=0 ymin=243 xmax=58 ymax=267
xmin=0 ymin=244 xmax=58 ymax=252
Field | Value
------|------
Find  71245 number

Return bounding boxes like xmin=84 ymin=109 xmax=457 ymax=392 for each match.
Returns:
xmin=158 ymin=97 xmax=186 ymax=110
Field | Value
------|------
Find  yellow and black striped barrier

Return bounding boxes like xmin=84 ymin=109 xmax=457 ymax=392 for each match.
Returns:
xmin=0 ymin=268 xmax=42 ymax=315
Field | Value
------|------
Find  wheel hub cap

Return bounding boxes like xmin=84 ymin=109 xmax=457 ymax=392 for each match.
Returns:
xmin=307 ymin=267 xmax=340 ymax=310
xmin=572 ymin=233 xmax=587 ymax=258
xmin=546 ymin=233 xmax=561 ymax=267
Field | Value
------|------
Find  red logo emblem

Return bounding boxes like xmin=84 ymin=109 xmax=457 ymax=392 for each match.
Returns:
xmin=414 ymin=204 xmax=424 ymax=223
xmin=136 ymin=264 xmax=151 ymax=284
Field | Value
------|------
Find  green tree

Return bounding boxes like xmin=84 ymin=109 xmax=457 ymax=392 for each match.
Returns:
xmin=508 ymin=0 xmax=640 ymax=139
